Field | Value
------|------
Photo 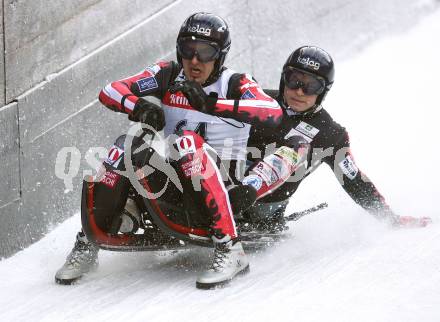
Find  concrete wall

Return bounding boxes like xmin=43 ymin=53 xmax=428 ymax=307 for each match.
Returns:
xmin=0 ymin=0 xmax=4 ymax=106
xmin=0 ymin=0 xmax=438 ymax=258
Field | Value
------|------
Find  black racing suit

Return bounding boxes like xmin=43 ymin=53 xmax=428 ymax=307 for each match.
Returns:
xmin=246 ymin=91 xmax=394 ymax=221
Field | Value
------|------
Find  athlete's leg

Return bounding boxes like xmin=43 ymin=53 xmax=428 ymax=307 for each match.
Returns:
xmin=171 ymin=130 xmax=249 ymax=288
xmin=172 ymin=130 xmax=237 ymax=240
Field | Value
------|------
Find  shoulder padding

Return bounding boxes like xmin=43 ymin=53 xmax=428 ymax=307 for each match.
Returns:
xmin=159 ymin=61 xmax=181 ymax=98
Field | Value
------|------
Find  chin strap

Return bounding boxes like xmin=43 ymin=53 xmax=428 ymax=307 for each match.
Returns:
xmin=283 ymin=100 xmax=322 ymax=117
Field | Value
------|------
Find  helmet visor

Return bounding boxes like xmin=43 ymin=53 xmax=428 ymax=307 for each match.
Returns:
xmin=283 ymin=67 xmax=326 ymax=96
xmin=177 ymin=37 xmax=221 ymax=63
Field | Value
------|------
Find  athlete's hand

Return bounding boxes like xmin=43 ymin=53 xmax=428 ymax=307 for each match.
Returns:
xmin=169 ymin=80 xmax=217 ymax=113
xmin=130 ymin=98 xmax=165 ymax=131
xmin=391 ymin=215 xmax=432 ymax=228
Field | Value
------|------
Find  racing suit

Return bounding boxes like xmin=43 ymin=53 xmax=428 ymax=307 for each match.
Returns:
xmin=245 ymin=90 xmax=394 ymax=222
xmin=98 ymin=61 xmax=282 ymax=239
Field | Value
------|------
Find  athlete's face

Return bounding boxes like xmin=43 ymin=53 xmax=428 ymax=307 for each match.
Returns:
xmin=282 ymin=68 xmax=325 ymax=112
xmin=182 ymin=56 xmax=215 ymax=84
xmin=283 ymin=86 xmax=318 ymax=113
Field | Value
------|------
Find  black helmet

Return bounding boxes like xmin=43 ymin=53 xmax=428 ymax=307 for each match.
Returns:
xmin=280 ymin=46 xmax=335 ymax=107
xmin=177 ymin=12 xmax=231 ymax=84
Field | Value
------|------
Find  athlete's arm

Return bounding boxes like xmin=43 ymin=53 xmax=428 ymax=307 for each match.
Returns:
xmin=98 ymin=61 xmax=177 ymax=115
xmin=323 ymin=130 xmax=395 ymax=219
xmin=172 ymin=74 xmax=283 ymax=127
xmin=214 ymin=73 xmax=282 ymax=127
xmin=323 ymin=133 xmax=432 ymax=227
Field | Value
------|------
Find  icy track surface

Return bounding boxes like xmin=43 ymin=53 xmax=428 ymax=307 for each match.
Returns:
xmin=2 ymin=10 xmax=440 ymax=322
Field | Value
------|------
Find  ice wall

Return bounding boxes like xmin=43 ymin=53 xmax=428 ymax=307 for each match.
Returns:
xmin=0 ymin=0 xmax=438 ymax=258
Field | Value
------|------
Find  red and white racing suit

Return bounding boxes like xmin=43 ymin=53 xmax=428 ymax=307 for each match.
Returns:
xmin=99 ymin=61 xmax=282 ymax=240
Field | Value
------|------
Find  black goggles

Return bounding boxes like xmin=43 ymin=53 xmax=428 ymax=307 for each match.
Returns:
xmin=177 ymin=37 xmax=221 ymax=63
xmin=283 ymin=67 xmax=326 ymax=96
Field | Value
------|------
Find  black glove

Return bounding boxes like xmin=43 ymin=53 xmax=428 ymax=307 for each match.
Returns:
xmin=280 ymin=135 xmax=310 ymax=165
xmin=129 ymin=98 xmax=165 ymax=131
xmin=283 ymin=135 xmax=309 ymax=151
xmin=169 ymin=80 xmax=218 ymax=113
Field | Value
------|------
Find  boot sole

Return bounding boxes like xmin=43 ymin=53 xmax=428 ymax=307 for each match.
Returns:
xmin=55 ymin=276 xmax=81 ymax=285
xmin=54 ymin=261 xmax=98 ymax=285
xmin=196 ymin=264 xmax=250 ymax=290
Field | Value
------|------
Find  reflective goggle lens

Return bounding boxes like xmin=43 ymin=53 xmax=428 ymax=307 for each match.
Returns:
xmin=177 ymin=37 xmax=220 ymax=63
xmin=283 ymin=68 xmax=326 ymax=95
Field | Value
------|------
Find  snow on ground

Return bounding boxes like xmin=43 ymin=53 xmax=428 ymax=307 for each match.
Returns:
xmin=1 ymin=8 xmax=440 ymax=322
